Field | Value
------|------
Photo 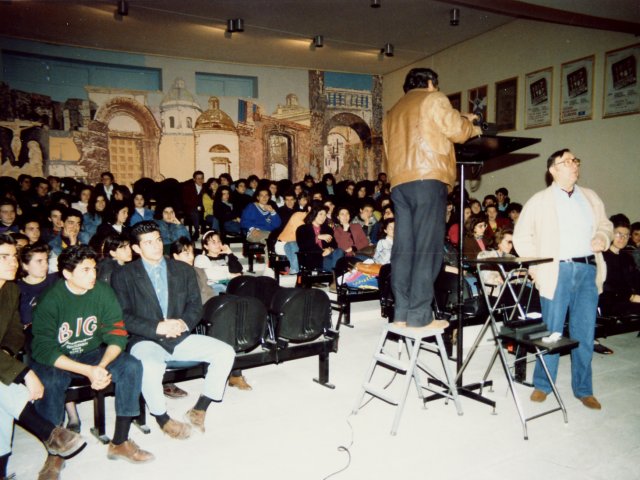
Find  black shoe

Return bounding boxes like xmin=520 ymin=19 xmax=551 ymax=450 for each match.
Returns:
xmin=594 ymin=343 xmax=613 ymax=355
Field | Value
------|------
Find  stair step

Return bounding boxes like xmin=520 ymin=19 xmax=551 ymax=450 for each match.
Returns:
xmin=374 ymin=352 xmax=407 ymax=371
xmin=363 ymin=383 xmax=397 ymax=405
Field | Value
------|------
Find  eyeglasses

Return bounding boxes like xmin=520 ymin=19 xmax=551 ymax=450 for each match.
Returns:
xmin=614 ymin=232 xmax=630 ymax=239
xmin=554 ymin=157 xmax=581 ymax=167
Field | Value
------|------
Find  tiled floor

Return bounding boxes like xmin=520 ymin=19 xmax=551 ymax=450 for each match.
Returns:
xmin=8 ymin=260 xmax=640 ymax=480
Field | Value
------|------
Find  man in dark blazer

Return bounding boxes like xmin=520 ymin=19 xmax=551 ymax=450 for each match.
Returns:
xmin=112 ymin=221 xmax=235 ymax=439
xmin=181 ymin=170 xmax=205 ymax=239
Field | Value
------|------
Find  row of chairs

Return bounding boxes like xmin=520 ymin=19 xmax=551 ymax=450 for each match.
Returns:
xmin=65 ymin=275 xmax=340 ymax=442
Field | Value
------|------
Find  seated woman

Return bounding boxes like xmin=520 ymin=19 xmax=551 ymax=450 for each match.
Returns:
xmin=154 ymin=205 xmax=190 ymax=254
xmin=214 ymin=186 xmax=242 ymax=236
xmin=91 ymin=200 xmax=130 ymax=253
xmin=463 ymin=214 xmax=488 ymax=259
xmin=296 ymin=202 xmax=344 ymax=272
xmin=240 ymin=187 xmax=282 ymax=245
xmin=194 ymin=230 xmax=243 ymax=294
xmin=96 ymin=233 xmax=132 ymax=284
xmin=484 ymin=204 xmax=511 ymax=244
xmin=332 ymin=206 xmax=371 ymax=260
xmin=202 ymin=178 xmax=220 ymax=232
xmin=448 ymin=205 xmax=472 ymax=247
xmin=129 ymin=192 xmax=154 ymax=226
xmin=80 ymin=192 xmax=107 ymax=244
xmin=274 ymin=207 xmax=309 ymax=275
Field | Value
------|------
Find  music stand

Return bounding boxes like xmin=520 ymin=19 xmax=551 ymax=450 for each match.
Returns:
xmin=426 ymin=134 xmax=541 ymax=409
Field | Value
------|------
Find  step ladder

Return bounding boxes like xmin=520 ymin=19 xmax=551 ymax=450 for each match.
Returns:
xmin=352 ymin=323 xmax=463 ymax=435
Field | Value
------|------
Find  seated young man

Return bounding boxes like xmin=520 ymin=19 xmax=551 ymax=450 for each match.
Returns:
xmin=240 ymin=187 xmax=282 ymax=245
xmin=112 ymin=221 xmax=235 ymax=438
xmin=30 ymin=245 xmax=154 ymax=470
xmin=1 ymin=234 xmax=86 ymax=480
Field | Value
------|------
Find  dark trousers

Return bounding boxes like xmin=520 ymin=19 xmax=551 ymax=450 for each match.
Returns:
xmin=390 ymin=180 xmax=447 ymax=327
xmin=31 ymin=347 xmax=142 ymax=426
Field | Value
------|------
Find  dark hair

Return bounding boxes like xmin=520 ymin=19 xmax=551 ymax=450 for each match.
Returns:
xmin=218 ymin=173 xmax=233 ymax=184
xmin=247 ymin=174 xmax=260 ymax=185
xmin=87 ymin=191 xmax=108 ymax=216
xmin=403 ymin=68 xmax=439 ymax=93
xmin=322 ymin=173 xmax=335 ymax=185
xmin=305 ymin=201 xmax=328 ymax=225
xmin=379 ymin=218 xmax=395 ymax=239
xmin=20 ymin=243 xmax=50 ymax=265
xmin=334 ymin=206 xmax=351 ymax=225
xmin=252 ymin=187 xmax=270 ymax=202
xmin=62 ymin=208 xmax=83 ymax=223
xmin=154 ymin=204 xmax=178 ymax=221
xmin=58 ymin=245 xmax=97 ymax=274
xmin=507 ymin=202 xmax=522 ymax=214
xmin=546 ymin=148 xmax=571 ymax=170
xmin=214 ymin=185 xmax=232 ymax=203
xmin=0 ymin=233 xmax=16 ymax=247
xmin=495 ymin=187 xmax=509 ymax=196
xmin=0 ymin=198 xmax=17 ymax=210
xmin=104 ymin=200 xmax=129 ymax=225
xmin=193 ymin=170 xmax=204 ymax=179
xmin=483 ymin=194 xmax=497 ymax=206
xmin=129 ymin=221 xmax=161 ymax=246
xmin=100 ymin=172 xmax=115 ymax=181
xmin=101 ymin=233 xmax=130 ymax=258
xmin=465 ymin=214 xmax=487 ymax=237
xmin=303 ymin=174 xmax=315 ymax=184
xmin=18 ymin=174 xmax=32 ymax=184
xmin=170 ymin=236 xmax=194 ymax=257
xmin=9 ymin=232 xmax=28 ymax=244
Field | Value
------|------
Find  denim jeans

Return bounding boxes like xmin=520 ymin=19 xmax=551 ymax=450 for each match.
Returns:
xmin=31 ymin=347 xmax=143 ymax=425
xmin=323 ymin=248 xmax=345 ymax=272
xmin=533 ymin=262 xmax=598 ymax=398
xmin=130 ymin=334 xmax=235 ymax=416
xmin=205 ymin=215 xmax=220 ymax=233
xmin=0 ymin=382 xmax=30 ymax=455
xmin=223 ymin=221 xmax=242 ymax=235
xmin=283 ymin=241 xmax=299 ymax=273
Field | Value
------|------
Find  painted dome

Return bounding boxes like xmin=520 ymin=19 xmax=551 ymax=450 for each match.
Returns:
xmin=194 ymin=97 xmax=236 ymax=132
xmin=160 ymin=78 xmax=199 ymax=109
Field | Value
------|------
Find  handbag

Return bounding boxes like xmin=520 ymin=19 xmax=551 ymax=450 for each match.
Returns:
xmin=355 ymin=262 xmax=382 ymax=276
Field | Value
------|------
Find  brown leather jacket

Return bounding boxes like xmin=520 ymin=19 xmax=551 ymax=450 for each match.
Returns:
xmin=383 ymin=88 xmax=480 ymax=191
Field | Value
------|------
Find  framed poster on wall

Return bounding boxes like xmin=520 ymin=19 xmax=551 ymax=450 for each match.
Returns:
xmin=525 ymin=67 xmax=553 ymax=129
xmin=468 ymin=85 xmax=488 ymax=121
xmin=560 ymin=55 xmax=594 ymax=123
xmin=447 ymin=92 xmax=462 ymax=112
xmin=495 ymin=77 xmax=518 ymax=131
xmin=603 ymin=43 xmax=640 ymax=118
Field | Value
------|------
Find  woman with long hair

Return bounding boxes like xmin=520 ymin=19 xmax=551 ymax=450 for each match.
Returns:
xmin=295 ymin=202 xmax=344 ymax=272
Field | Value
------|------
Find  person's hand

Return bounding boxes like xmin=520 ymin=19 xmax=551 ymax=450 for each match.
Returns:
xmin=630 ymin=294 xmax=640 ymax=303
xmin=346 ymin=247 xmax=353 ymax=254
xmin=234 ymin=218 xmax=241 ymax=222
xmin=24 ymin=370 xmax=45 ymax=401
xmin=156 ymin=319 xmax=186 ymax=338
xmin=87 ymin=366 xmax=112 ymax=390
xmin=591 ymin=238 xmax=606 ymax=253
xmin=221 ymin=245 xmax=232 ymax=254
xmin=322 ymin=247 xmax=333 ymax=257
xmin=318 ymin=234 xmax=333 ymax=242
xmin=264 ymin=205 xmax=275 ymax=213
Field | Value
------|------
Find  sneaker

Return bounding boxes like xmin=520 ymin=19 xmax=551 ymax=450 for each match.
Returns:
xmin=44 ymin=426 xmax=86 ymax=457
xmin=185 ymin=408 xmax=206 ymax=433
xmin=37 ymin=455 xmax=65 ymax=480
xmin=107 ymin=439 xmax=155 ymax=463
xmin=163 ymin=383 xmax=188 ymax=398
xmin=161 ymin=418 xmax=191 ymax=439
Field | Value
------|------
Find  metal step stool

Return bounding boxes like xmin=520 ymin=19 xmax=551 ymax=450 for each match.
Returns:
xmin=352 ymin=322 xmax=463 ymax=435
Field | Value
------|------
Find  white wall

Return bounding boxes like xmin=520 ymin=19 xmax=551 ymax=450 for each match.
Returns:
xmin=383 ymin=20 xmax=640 ymax=221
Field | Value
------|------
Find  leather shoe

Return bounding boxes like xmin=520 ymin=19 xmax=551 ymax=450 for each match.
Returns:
xmin=580 ymin=395 xmax=602 ymax=410
xmin=161 ymin=418 xmax=191 ymax=439
xmin=107 ymin=440 xmax=155 ymax=463
xmin=163 ymin=383 xmax=188 ymax=398
xmin=530 ymin=389 xmax=548 ymax=403
xmin=44 ymin=426 xmax=86 ymax=457
xmin=228 ymin=375 xmax=252 ymax=390
xmin=594 ymin=343 xmax=614 ymax=355
xmin=185 ymin=408 xmax=206 ymax=433
xmin=37 ymin=455 xmax=65 ymax=480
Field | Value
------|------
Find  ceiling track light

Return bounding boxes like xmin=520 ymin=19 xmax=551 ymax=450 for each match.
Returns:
xmin=371 ymin=0 xmax=381 ymax=8
xmin=117 ymin=0 xmax=128 ymax=16
xmin=381 ymin=43 xmax=394 ymax=57
xmin=450 ymin=8 xmax=460 ymax=26
xmin=226 ymin=18 xmax=244 ymax=33
xmin=313 ymin=35 xmax=324 ymax=48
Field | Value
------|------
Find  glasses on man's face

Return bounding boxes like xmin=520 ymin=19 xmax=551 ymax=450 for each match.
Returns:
xmin=554 ymin=157 xmax=581 ymax=167
xmin=614 ymin=232 xmax=630 ymax=239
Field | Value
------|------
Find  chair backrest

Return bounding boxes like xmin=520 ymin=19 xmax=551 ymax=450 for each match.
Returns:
xmin=202 ymin=294 xmax=268 ymax=353
xmin=226 ymin=275 xmax=279 ymax=309
xmin=271 ymin=287 xmax=332 ymax=343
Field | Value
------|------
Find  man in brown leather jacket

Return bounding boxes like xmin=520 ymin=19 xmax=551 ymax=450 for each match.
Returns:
xmin=383 ymin=68 xmax=480 ymax=328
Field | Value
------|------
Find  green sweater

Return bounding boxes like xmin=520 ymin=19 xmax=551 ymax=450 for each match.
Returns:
xmin=32 ymin=280 xmax=128 ymax=366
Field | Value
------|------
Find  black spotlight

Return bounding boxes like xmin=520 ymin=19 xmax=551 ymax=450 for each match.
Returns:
xmin=450 ymin=8 xmax=460 ymax=26
xmin=313 ymin=35 xmax=324 ymax=48
xmin=117 ymin=0 xmax=128 ymax=16
xmin=381 ymin=43 xmax=394 ymax=57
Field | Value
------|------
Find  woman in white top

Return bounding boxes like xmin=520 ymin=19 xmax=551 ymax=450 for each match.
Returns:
xmin=193 ymin=230 xmax=243 ymax=293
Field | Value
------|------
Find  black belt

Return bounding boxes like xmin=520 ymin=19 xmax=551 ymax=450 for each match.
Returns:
xmin=560 ymin=255 xmax=596 ymax=266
